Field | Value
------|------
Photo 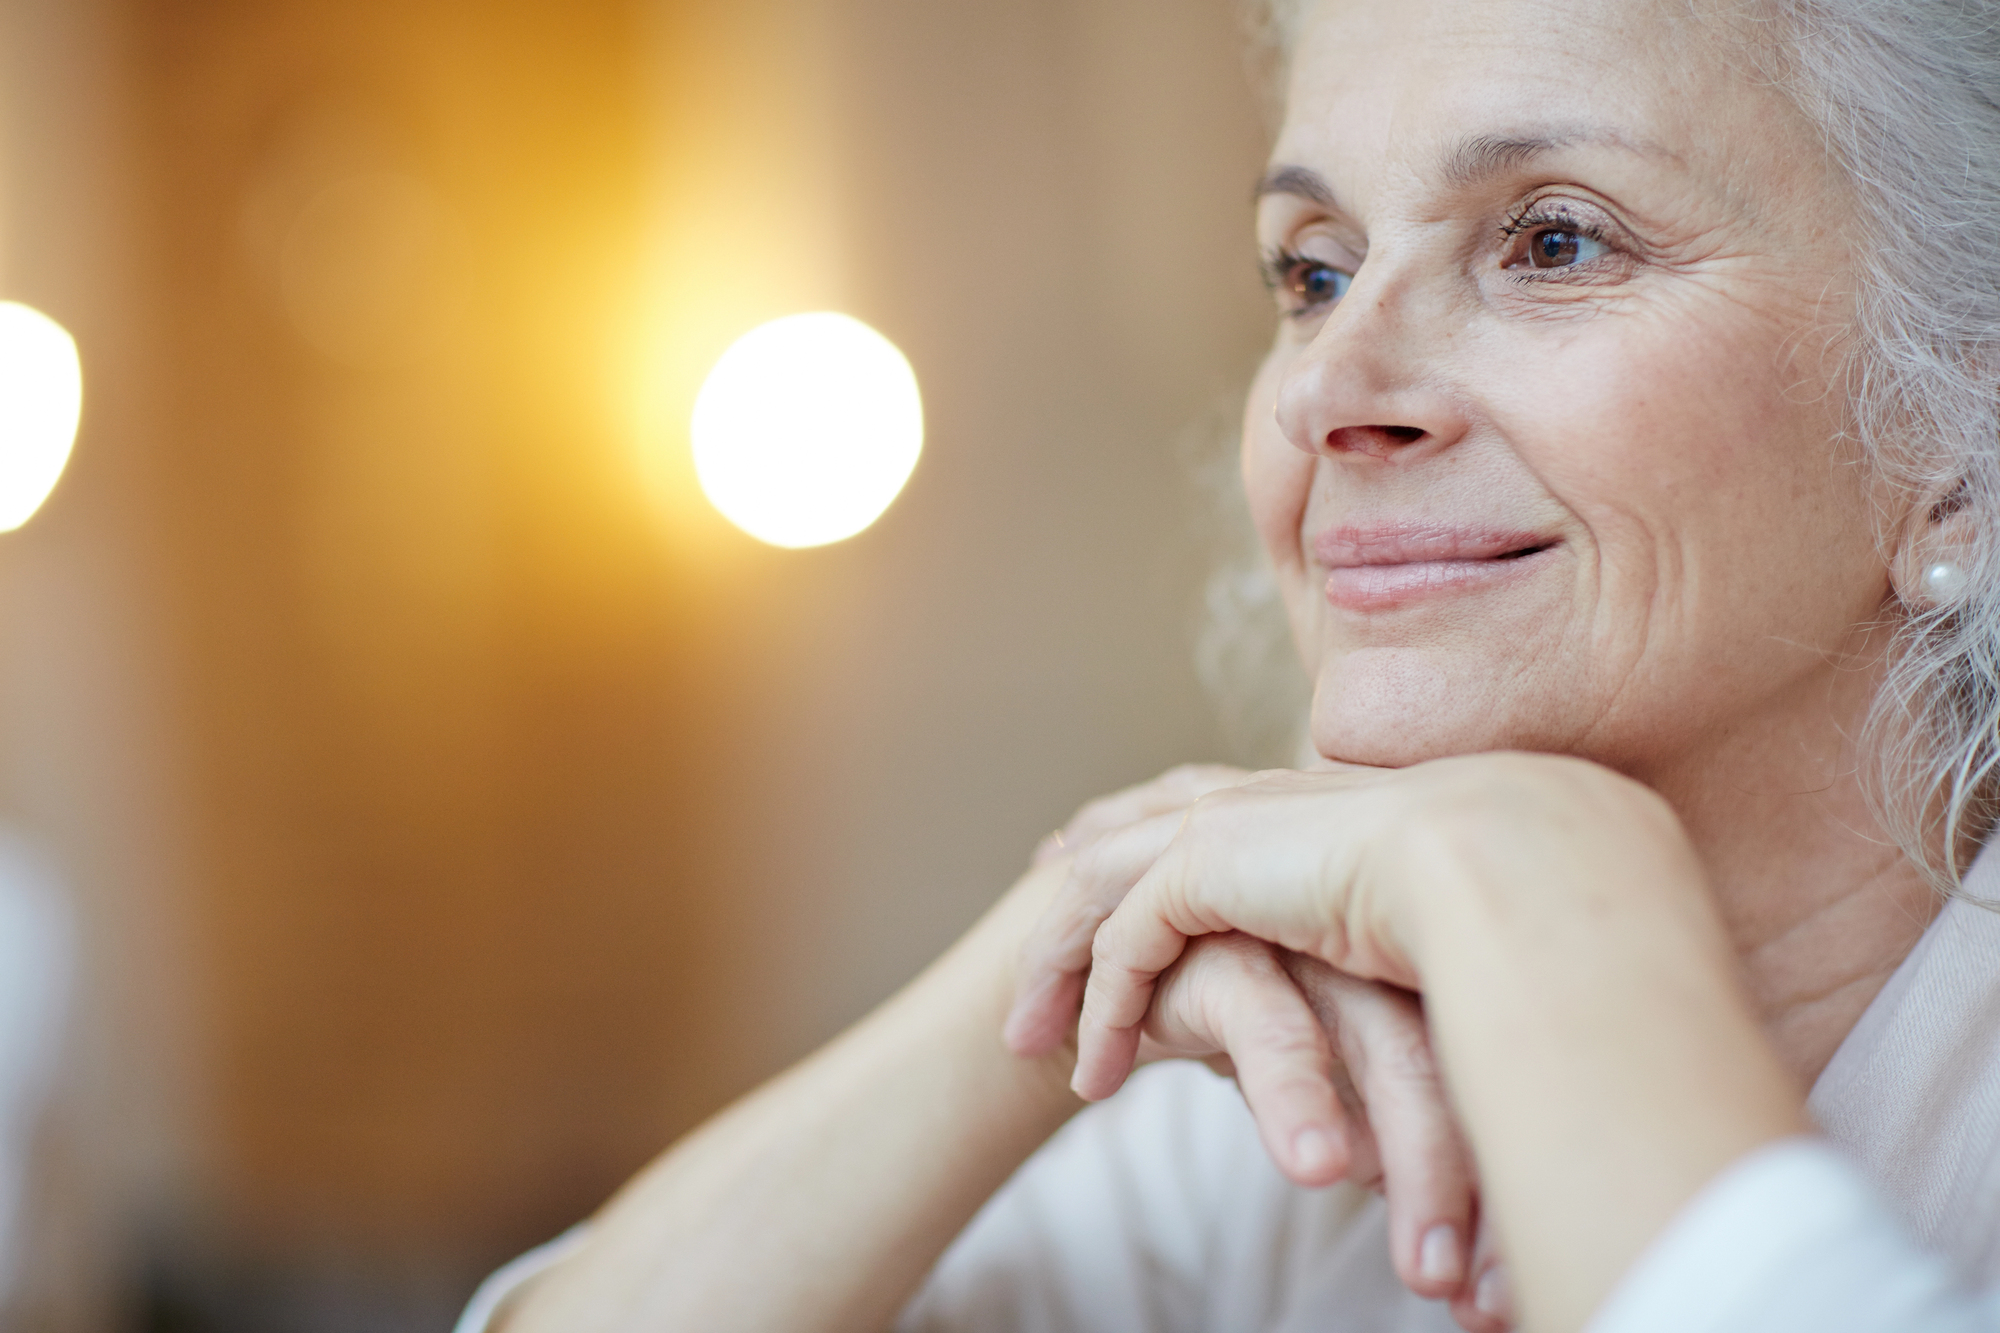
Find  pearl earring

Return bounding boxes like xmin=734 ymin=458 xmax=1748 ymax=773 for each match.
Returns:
xmin=1924 ymin=561 xmax=1970 ymax=602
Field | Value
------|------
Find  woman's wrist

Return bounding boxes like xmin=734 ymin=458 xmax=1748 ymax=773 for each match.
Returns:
xmin=896 ymin=867 xmax=1083 ymax=1116
xmin=1392 ymin=763 xmax=1807 ymax=1332
xmin=1383 ymin=759 xmax=1700 ymax=977
xmin=508 ymin=863 xmax=1083 ymax=1333
xmin=845 ymin=868 xmax=1093 ymax=1116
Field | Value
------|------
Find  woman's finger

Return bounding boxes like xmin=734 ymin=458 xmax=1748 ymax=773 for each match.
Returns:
xmin=1004 ymin=812 xmax=1185 ymax=1056
xmin=1289 ymin=957 xmax=1476 ymax=1302
xmin=1073 ymin=773 xmax=1414 ymax=1101
xmin=1327 ymin=1058 xmax=1383 ymax=1189
xmin=1149 ymin=933 xmax=1351 ymax=1186
xmin=1074 ymin=913 xmax=1194 ymax=1098
xmin=1449 ymin=1216 xmax=1514 ymax=1333
xmin=1031 ymin=764 xmax=1249 ymax=867
xmin=1009 ymin=766 xmax=1251 ymax=1054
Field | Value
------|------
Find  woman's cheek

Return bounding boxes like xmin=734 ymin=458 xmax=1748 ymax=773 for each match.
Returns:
xmin=1241 ymin=356 xmax=1314 ymax=575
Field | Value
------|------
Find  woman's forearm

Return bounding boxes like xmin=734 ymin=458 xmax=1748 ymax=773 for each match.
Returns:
xmin=504 ymin=868 xmax=1082 ymax=1333
xmin=1407 ymin=782 xmax=1810 ymax=1333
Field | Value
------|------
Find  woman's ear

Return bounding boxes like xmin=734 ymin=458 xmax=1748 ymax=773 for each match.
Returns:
xmin=1890 ymin=478 xmax=1979 ymax=608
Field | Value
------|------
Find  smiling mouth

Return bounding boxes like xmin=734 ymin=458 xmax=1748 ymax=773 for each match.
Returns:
xmin=1314 ymin=526 xmax=1560 ymax=611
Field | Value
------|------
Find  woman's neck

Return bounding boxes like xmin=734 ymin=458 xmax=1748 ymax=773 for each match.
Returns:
xmin=1645 ymin=636 xmax=1941 ymax=1089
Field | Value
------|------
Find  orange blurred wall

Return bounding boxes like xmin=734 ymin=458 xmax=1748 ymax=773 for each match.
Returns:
xmin=0 ymin=0 xmax=1276 ymax=1326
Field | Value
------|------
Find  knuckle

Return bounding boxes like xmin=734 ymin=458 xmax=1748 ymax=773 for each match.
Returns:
xmin=1182 ymin=785 xmax=1245 ymax=833
xmin=1234 ymin=1006 xmax=1326 ymax=1059
xmin=1048 ymin=883 xmax=1100 ymax=935
xmin=1367 ymin=1027 xmax=1442 ymax=1087
xmin=1060 ymin=903 xmax=1113 ymax=950
xmin=1254 ymin=1073 xmax=1338 ymax=1119
xmin=1071 ymin=836 xmax=1123 ymax=884
xmin=1204 ymin=931 xmax=1277 ymax=971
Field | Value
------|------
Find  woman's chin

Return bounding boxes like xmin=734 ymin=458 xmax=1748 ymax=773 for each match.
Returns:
xmin=1306 ymin=655 xmax=1570 ymax=768
xmin=1309 ymin=717 xmax=1514 ymax=769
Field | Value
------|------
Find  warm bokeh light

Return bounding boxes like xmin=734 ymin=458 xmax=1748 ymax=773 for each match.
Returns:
xmin=691 ymin=313 xmax=923 ymax=549
xmin=0 ymin=302 xmax=82 ymax=533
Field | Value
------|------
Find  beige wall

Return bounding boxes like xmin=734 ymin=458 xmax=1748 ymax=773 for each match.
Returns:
xmin=0 ymin=0 xmax=196 ymax=1326
xmin=1 ymin=0 xmax=1275 ymax=1326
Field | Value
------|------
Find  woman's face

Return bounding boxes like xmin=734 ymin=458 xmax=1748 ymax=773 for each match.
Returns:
xmin=1247 ymin=0 xmax=1896 ymax=777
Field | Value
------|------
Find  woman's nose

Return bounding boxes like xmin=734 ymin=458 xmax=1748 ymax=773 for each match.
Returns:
xmin=1272 ymin=282 xmax=1468 ymax=461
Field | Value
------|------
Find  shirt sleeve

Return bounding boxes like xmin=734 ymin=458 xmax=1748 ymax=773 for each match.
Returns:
xmin=1588 ymin=1138 xmax=2000 ymax=1333
xmin=449 ymin=1066 xmax=1250 ymax=1333
xmin=895 ymin=1062 xmax=1250 ymax=1333
xmin=895 ymin=1061 xmax=1411 ymax=1333
xmin=450 ymin=1226 xmax=591 ymax=1333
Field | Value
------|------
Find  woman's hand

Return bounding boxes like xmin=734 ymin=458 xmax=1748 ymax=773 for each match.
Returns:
xmin=1004 ymin=764 xmax=1498 ymax=1316
xmin=1144 ymin=937 xmax=1511 ymax=1322
xmin=1007 ymin=763 xmax=1254 ymax=1058
xmin=1039 ymin=754 xmax=1805 ymax=1333
xmin=1029 ymin=763 xmax=1255 ymax=869
xmin=1061 ymin=757 xmax=1664 ymax=1099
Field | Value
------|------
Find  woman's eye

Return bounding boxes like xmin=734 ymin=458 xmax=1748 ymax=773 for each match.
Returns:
xmin=1525 ymin=227 xmax=1610 ymax=269
xmin=1281 ymin=258 xmax=1352 ymax=310
xmin=1298 ymin=262 xmax=1350 ymax=303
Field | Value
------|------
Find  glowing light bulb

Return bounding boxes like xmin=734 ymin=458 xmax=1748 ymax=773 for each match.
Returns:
xmin=692 ymin=312 xmax=923 ymax=549
xmin=0 ymin=303 xmax=81 ymax=533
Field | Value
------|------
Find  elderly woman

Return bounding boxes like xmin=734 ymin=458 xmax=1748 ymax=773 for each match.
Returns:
xmin=460 ymin=0 xmax=2000 ymax=1329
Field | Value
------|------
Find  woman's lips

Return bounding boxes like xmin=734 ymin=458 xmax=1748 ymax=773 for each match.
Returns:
xmin=1313 ymin=525 xmax=1559 ymax=611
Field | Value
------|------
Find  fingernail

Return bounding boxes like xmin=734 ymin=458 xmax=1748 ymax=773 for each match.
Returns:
xmin=1292 ymin=1127 xmax=1337 ymax=1174
xmin=1475 ymin=1265 xmax=1512 ymax=1320
xmin=1418 ymin=1224 xmax=1463 ymax=1285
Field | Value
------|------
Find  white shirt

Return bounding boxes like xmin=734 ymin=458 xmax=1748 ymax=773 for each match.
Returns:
xmin=896 ymin=1060 xmax=1454 ymax=1332
xmin=1584 ymin=843 xmax=2000 ymax=1333
xmin=458 ymin=844 xmax=2000 ymax=1332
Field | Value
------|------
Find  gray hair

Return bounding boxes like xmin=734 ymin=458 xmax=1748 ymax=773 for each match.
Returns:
xmin=1229 ymin=0 xmax=2000 ymax=885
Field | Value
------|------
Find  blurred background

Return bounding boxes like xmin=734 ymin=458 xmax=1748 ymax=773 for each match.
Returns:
xmin=0 ymin=0 xmax=1279 ymax=1327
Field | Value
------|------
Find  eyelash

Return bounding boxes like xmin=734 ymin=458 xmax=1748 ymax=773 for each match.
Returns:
xmin=1498 ymin=202 xmax=1616 ymax=266
xmin=1261 ymin=248 xmax=1350 ymax=318
xmin=1262 ymin=200 xmax=1621 ymax=317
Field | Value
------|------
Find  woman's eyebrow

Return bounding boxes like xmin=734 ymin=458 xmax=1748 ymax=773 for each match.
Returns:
xmin=1256 ymin=128 xmax=1672 ymax=208
xmin=1254 ymin=164 xmax=1337 ymax=207
xmin=1439 ymin=127 xmax=1673 ymax=189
